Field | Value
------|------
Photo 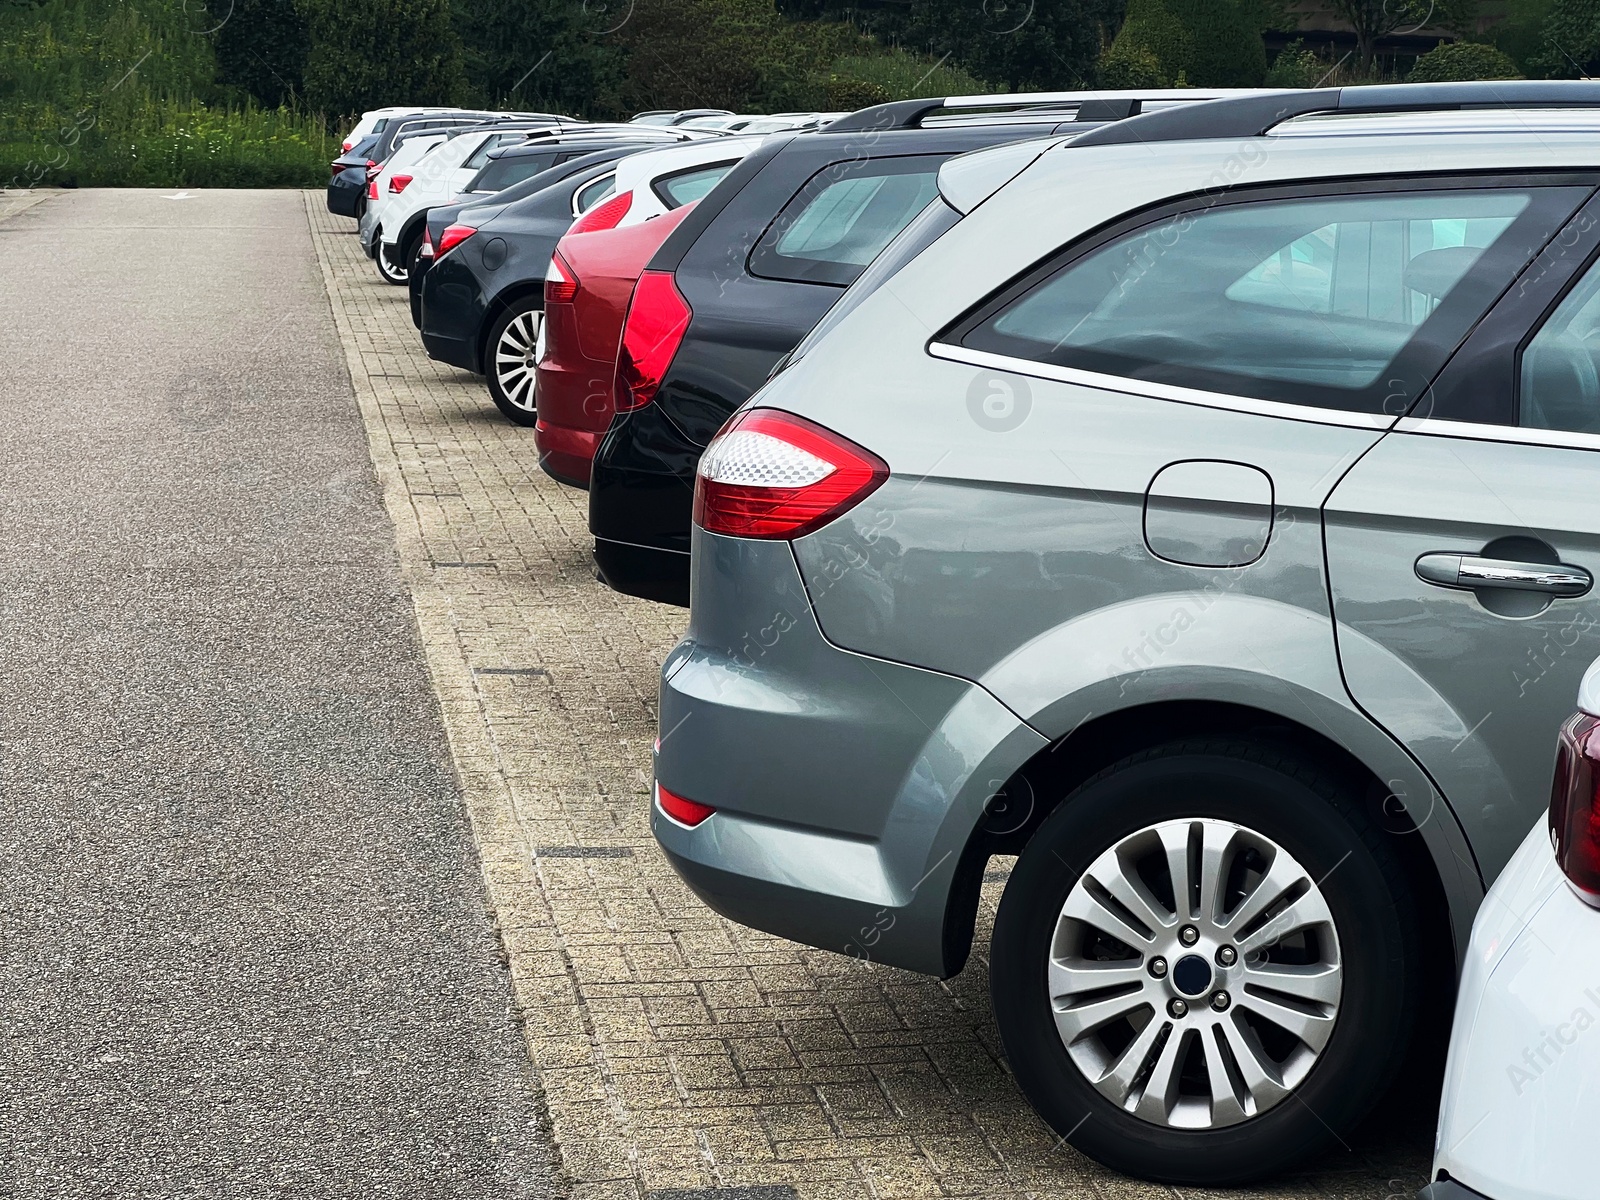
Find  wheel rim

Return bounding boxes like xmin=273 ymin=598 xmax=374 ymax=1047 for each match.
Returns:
xmin=378 ymin=243 xmax=407 ymax=283
xmin=493 ymin=310 xmax=542 ymax=413
xmin=1048 ymin=818 xmax=1342 ymax=1131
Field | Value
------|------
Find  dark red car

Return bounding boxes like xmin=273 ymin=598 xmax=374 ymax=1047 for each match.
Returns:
xmin=534 ymin=202 xmax=696 ymax=488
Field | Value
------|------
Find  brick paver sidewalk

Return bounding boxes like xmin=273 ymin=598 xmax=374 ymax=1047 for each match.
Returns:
xmin=303 ymin=194 xmax=1430 ymax=1200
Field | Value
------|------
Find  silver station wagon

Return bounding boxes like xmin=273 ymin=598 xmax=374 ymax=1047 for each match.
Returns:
xmin=651 ymin=82 xmax=1600 ymax=1184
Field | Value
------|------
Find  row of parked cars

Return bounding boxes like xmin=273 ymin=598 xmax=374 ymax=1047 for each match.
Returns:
xmin=329 ymin=83 xmax=1600 ymax=1199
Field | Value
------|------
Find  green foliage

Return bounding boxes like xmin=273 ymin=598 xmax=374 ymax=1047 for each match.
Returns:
xmin=1109 ymin=0 xmax=1267 ymax=86
xmin=1097 ymin=41 xmax=1167 ymax=86
xmin=1528 ymin=0 xmax=1600 ymax=77
xmin=1407 ymin=39 xmax=1521 ymax=81
xmin=606 ymin=0 xmax=866 ymax=115
xmin=452 ymin=0 xmax=622 ymax=115
xmin=1264 ymin=38 xmax=1322 ymax=86
xmin=778 ymin=0 xmax=1120 ymax=91
xmin=0 ymin=0 xmax=329 ymax=186
xmin=828 ymin=50 xmax=989 ymax=100
xmin=212 ymin=0 xmax=308 ymax=108
xmin=1322 ymin=0 xmax=1478 ymax=68
xmin=299 ymin=0 xmax=465 ymax=123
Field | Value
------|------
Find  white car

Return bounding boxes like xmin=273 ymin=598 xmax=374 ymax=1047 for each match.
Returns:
xmin=340 ymin=105 xmax=468 ymax=152
xmin=607 ymin=135 xmax=766 ymax=228
xmin=1428 ymin=657 xmax=1600 ymax=1200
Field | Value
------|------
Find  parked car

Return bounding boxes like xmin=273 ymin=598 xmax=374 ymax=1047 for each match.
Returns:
xmin=408 ymin=150 xmax=635 ymax=330
xmin=361 ymin=126 xmax=474 ymax=281
xmin=370 ymin=125 xmax=679 ymax=286
xmin=535 ymin=204 xmax=700 ymax=482
xmin=631 ymin=108 xmax=734 ymax=126
xmin=586 ymin=90 xmax=1241 ymax=604
xmin=419 ymin=138 xmax=760 ymax=422
xmin=326 ymin=109 xmax=507 ymax=219
xmin=1424 ymin=656 xmax=1600 ymax=1200
xmin=651 ymin=82 xmax=1600 ymax=1184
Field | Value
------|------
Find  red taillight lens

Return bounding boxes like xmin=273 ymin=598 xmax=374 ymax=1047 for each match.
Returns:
xmin=389 ymin=173 xmax=412 ymax=193
xmin=342 ymin=140 xmax=353 ymax=152
xmin=614 ymin=271 xmax=690 ymax=412
xmin=656 ymin=781 xmax=714 ymax=828
xmin=569 ymin=189 xmax=632 ymax=234
xmin=1551 ymin=711 xmax=1600 ymax=905
xmin=364 ymin=160 xmax=379 ymax=177
xmin=367 ymin=180 xmax=378 ymax=200
xmin=436 ymin=223 xmax=476 ymax=258
xmin=693 ymin=408 xmax=889 ymax=540
xmin=419 ymin=226 xmax=434 ymax=258
xmin=544 ymin=252 xmax=578 ymax=305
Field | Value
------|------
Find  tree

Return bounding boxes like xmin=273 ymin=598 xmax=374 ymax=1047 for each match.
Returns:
xmin=213 ymin=0 xmax=309 ymax=108
xmin=451 ymin=0 xmax=624 ymax=115
xmin=1323 ymin=0 xmax=1477 ymax=71
xmin=1108 ymin=0 xmax=1267 ymax=86
xmin=300 ymin=0 xmax=465 ymax=123
xmin=1529 ymin=0 xmax=1600 ymax=77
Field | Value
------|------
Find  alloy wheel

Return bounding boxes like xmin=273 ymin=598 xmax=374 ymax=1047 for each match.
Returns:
xmin=1048 ymin=817 xmax=1342 ymax=1130
xmin=493 ymin=310 xmax=542 ymax=414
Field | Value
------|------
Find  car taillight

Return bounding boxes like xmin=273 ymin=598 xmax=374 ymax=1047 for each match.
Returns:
xmin=614 ymin=271 xmax=690 ymax=412
xmin=342 ymin=140 xmax=353 ymax=152
xmin=655 ymin=781 xmax=714 ymax=828
xmin=1551 ymin=711 xmax=1600 ymax=905
xmin=544 ymin=253 xmax=578 ymax=305
xmin=367 ymin=180 xmax=378 ymax=200
xmin=693 ymin=408 xmax=888 ymax=540
xmin=364 ymin=160 xmax=379 ymax=178
xmin=436 ymin=223 xmax=476 ymax=258
xmin=568 ymin=189 xmax=632 ymax=234
xmin=419 ymin=226 xmax=434 ymax=259
xmin=389 ymin=174 xmax=412 ymax=193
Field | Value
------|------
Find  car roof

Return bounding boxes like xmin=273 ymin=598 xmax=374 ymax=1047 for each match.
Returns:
xmin=485 ymin=133 xmax=694 ymax=160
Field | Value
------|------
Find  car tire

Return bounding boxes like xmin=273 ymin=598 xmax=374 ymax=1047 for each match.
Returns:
xmin=989 ymin=738 xmax=1419 ymax=1186
xmin=404 ymin=231 xmax=426 ymax=279
xmin=484 ymin=301 xmax=542 ymax=426
xmin=375 ymin=238 xmax=408 ymax=286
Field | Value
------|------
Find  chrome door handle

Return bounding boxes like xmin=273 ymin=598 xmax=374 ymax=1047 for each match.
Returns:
xmin=1416 ymin=553 xmax=1592 ymax=597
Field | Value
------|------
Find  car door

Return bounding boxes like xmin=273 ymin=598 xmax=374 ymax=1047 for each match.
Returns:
xmin=1325 ymin=183 xmax=1600 ymax=882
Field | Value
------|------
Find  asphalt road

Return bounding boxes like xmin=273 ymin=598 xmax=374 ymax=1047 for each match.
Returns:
xmin=0 ymin=190 xmax=556 ymax=1199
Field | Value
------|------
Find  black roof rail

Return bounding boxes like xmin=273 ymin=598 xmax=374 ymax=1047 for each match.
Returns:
xmin=1072 ymin=81 xmax=1600 ymax=148
xmin=826 ymin=89 xmax=1269 ymax=134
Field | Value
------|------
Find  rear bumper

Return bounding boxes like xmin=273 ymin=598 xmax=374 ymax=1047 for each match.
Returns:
xmin=1418 ymin=1183 xmax=1493 ymax=1200
xmin=534 ymin=418 xmax=598 ymax=489
xmin=588 ymin=407 xmax=698 ymax=602
xmin=1431 ymin=820 xmax=1587 ymax=1200
xmin=652 ymin=530 xmax=1047 ymax=977
xmin=326 ymin=169 xmax=364 ymax=217
xmin=593 ymin=538 xmax=689 ymax=606
xmin=419 ymin=256 xmax=487 ymax=373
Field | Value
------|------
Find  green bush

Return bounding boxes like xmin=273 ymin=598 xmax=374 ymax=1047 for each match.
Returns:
xmin=1109 ymin=0 xmax=1267 ymax=88
xmin=1265 ymin=40 xmax=1323 ymax=87
xmin=825 ymin=75 xmax=891 ymax=111
xmin=1529 ymin=0 xmax=1600 ymax=77
xmin=1097 ymin=43 xmax=1167 ymax=87
xmin=1408 ymin=40 xmax=1522 ymax=82
xmin=828 ymin=50 xmax=989 ymax=100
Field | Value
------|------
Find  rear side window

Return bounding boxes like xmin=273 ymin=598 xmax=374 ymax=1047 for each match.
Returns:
xmin=464 ymin=133 xmax=526 ymax=171
xmin=574 ymin=173 xmax=617 ymax=214
xmin=955 ymin=185 xmax=1583 ymax=415
xmin=471 ymin=152 xmax=559 ymax=192
xmin=750 ymin=156 xmax=944 ymax=287
xmin=1521 ymin=252 xmax=1600 ymax=434
xmin=653 ymin=163 xmax=735 ymax=209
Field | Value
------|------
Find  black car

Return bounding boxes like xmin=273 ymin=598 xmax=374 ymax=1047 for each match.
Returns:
xmin=585 ymin=92 xmax=1203 ymax=605
xmin=326 ymin=133 xmax=381 ymax=219
xmin=415 ymin=136 xmax=696 ymax=423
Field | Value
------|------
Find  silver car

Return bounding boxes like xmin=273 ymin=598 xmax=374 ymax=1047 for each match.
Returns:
xmin=652 ymin=83 xmax=1600 ymax=1184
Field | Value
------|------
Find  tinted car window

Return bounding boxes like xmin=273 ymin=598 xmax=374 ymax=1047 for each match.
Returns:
xmin=575 ymin=173 xmax=617 ymax=213
xmin=749 ymin=156 xmax=944 ymax=287
xmin=654 ymin=164 xmax=734 ymax=208
xmin=1522 ymin=254 xmax=1600 ymax=434
xmin=464 ymin=132 xmax=532 ymax=170
xmin=471 ymin=152 xmax=560 ymax=192
xmin=959 ymin=187 xmax=1580 ymax=414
